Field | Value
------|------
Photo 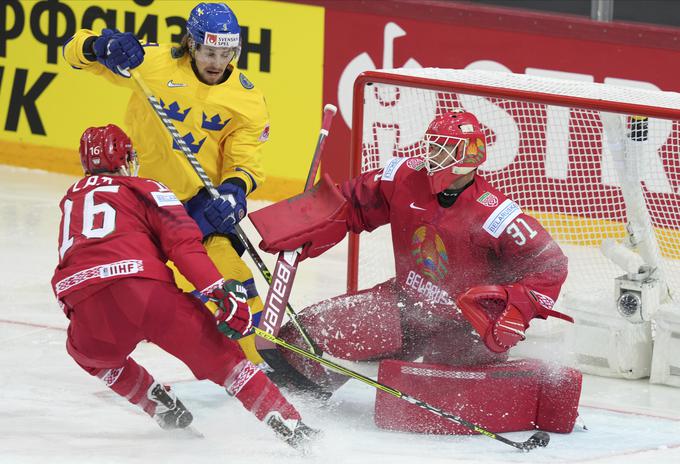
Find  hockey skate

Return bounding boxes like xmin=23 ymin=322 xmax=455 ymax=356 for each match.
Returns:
xmin=147 ymin=382 xmax=193 ymax=430
xmin=265 ymin=411 xmax=320 ymax=451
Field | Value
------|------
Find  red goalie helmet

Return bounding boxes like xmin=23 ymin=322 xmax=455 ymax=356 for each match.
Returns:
xmin=423 ymin=111 xmax=486 ymax=194
xmin=79 ymin=124 xmax=138 ymax=176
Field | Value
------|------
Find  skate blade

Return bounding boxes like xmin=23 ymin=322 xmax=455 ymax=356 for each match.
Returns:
xmin=184 ymin=425 xmax=205 ymax=438
xmin=165 ymin=425 xmax=205 ymax=439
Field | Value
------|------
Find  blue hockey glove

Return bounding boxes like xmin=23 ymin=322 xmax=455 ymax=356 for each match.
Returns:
xmin=92 ymin=29 xmax=144 ymax=77
xmin=185 ymin=182 xmax=247 ymax=238
xmin=204 ymin=183 xmax=247 ymax=235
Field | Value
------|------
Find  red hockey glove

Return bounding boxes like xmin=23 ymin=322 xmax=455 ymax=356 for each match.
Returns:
xmin=206 ymin=280 xmax=252 ymax=339
xmin=456 ymin=284 xmax=573 ymax=353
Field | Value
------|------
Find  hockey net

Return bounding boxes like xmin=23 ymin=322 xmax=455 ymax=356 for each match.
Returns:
xmin=347 ymin=68 xmax=680 ymax=316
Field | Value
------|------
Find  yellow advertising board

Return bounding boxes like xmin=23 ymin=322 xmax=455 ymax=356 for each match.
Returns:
xmin=0 ymin=0 xmax=324 ymax=199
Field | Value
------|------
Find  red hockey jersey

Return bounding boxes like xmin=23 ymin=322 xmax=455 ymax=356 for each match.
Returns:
xmin=52 ymin=175 xmax=222 ymax=300
xmin=341 ymin=157 xmax=568 ymax=321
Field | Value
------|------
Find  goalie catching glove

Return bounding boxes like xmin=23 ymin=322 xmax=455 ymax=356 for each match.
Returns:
xmin=204 ymin=279 xmax=252 ymax=339
xmin=456 ymin=284 xmax=573 ymax=353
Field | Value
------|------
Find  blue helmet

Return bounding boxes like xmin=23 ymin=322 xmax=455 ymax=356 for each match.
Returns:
xmin=186 ymin=3 xmax=241 ymax=48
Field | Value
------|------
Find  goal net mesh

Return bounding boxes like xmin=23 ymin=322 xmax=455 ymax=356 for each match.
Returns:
xmin=350 ymin=69 xmax=680 ymax=310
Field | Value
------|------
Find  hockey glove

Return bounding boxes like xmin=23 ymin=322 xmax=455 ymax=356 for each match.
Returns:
xmin=206 ymin=279 xmax=252 ymax=340
xmin=92 ymin=29 xmax=144 ymax=77
xmin=185 ymin=182 xmax=247 ymax=238
xmin=204 ymin=182 xmax=247 ymax=235
xmin=456 ymin=284 xmax=573 ymax=353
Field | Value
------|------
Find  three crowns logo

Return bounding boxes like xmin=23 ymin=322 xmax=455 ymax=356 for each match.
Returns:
xmin=160 ymin=99 xmax=191 ymax=122
xmin=201 ymin=112 xmax=231 ymax=131
xmin=173 ymin=132 xmax=206 ymax=154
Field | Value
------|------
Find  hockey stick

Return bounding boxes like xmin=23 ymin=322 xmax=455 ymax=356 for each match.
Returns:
xmin=256 ymin=104 xmax=336 ymax=357
xmin=255 ymin=105 xmax=336 ymax=396
xmin=253 ymin=326 xmax=551 ymax=452
xmin=129 ymin=69 xmax=332 ymax=397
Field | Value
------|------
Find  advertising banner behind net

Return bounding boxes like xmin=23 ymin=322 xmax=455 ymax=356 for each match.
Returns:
xmin=0 ymin=0 xmax=323 ymax=198
xmin=320 ymin=1 xmax=680 ymax=191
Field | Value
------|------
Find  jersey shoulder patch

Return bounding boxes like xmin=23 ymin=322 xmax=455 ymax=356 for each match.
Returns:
xmin=125 ymin=178 xmax=182 ymax=207
xmin=476 ymin=191 xmax=500 ymax=208
xmin=482 ymin=198 xmax=522 ymax=238
xmin=150 ymin=191 xmax=182 ymax=207
xmin=239 ymin=72 xmax=255 ymax=89
xmin=381 ymin=157 xmax=411 ymax=182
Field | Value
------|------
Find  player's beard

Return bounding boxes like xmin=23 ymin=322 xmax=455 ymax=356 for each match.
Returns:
xmin=193 ymin=62 xmax=228 ymax=85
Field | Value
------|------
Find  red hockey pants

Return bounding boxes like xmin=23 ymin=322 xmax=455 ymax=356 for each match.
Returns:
xmin=63 ymin=277 xmax=245 ymax=385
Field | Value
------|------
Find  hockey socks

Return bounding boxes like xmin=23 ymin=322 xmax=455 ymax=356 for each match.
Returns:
xmin=225 ymin=360 xmax=301 ymax=422
xmin=88 ymin=358 xmax=192 ymax=428
xmin=90 ymin=358 xmax=156 ymax=415
xmin=224 ymin=360 xmax=319 ymax=449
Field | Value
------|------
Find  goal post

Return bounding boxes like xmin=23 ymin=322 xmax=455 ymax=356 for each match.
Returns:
xmin=346 ymin=68 xmax=680 ymax=384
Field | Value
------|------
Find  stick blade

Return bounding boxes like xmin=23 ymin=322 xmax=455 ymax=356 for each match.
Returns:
xmin=260 ymin=349 xmax=333 ymax=401
xmin=519 ymin=431 xmax=550 ymax=451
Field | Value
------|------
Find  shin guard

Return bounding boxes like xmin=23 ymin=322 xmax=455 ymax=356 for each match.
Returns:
xmin=374 ymin=358 xmax=581 ymax=434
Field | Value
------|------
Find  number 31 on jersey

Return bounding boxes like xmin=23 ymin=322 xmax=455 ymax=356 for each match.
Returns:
xmin=506 ymin=218 xmax=538 ymax=246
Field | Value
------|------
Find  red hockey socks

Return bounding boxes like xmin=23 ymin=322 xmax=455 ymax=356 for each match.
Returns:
xmin=88 ymin=358 xmax=157 ymax=416
xmin=225 ymin=360 xmax=301 ymax=422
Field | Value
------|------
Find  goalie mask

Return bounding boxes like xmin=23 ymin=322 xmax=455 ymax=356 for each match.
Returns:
xmin=186 ymin=2 xmax=241 ymax=63
xmin=79 ymin=124 xmax=138 ymax=176
xmin=423 ymin=111 xmax=486 ymax=194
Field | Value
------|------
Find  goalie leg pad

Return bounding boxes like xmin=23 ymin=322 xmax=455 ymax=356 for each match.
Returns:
xmin=279 ymin=280 xmax=404 ymax=390
xmin=374 ymin=359 xmax=582 ymax=435
xmin=420 ymin=321 xmax=509 ymax=366
xmin=535 ymin=364 xmax=582 ymax=432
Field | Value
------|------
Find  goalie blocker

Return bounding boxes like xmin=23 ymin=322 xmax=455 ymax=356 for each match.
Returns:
xmin=375 ymin=358 xmax=582 ymax=434
xmin=250 ymin=173 xmax=348 ymax=261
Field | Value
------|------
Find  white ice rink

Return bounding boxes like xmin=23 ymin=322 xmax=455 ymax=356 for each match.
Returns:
xmin=1 ymin=165 xmax=679 ymax=463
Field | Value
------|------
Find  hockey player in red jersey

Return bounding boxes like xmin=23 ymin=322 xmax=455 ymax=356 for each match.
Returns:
xmin=52 ymin=124 xmax=317 ymax=448
xmin=250 ymin=111 xmax=582 ymax=434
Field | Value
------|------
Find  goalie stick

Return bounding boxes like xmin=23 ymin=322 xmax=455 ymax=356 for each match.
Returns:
xmin=256 ymin=105 xmax=337 ymax=384
xmin=253 ymin=326 xmax=551 ymax=452
xmin=128 ymin=70 xmax=325 ymax=387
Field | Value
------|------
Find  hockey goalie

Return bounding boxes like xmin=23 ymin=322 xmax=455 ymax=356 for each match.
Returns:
xmin=250 ymin=110 xmax=582 ymax=435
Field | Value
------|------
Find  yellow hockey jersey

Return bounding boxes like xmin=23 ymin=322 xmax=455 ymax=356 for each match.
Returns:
xmin=64 ymin=29 xmax=268 ymax=201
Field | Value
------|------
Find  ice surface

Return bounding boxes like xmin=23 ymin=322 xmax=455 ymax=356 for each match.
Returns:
xmin=1 ymin=165 xmax=679 ymax=463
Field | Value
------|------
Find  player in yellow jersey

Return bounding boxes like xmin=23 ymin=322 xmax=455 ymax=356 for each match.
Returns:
xmin=63 ymin=3 xmax=269 ymax=364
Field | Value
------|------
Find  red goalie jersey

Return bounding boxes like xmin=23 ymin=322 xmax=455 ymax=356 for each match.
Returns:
xmin=342 ymin=157 xmax=568 ymax=324
xmin=251 ymin=156 xmax=569 ymax=385
xmin=52 ymin=175 xmax=223 ymax=302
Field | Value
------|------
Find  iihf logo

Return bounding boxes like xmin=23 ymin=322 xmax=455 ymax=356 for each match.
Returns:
xmin=160 ymin=99 xmax=191 ymax=122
